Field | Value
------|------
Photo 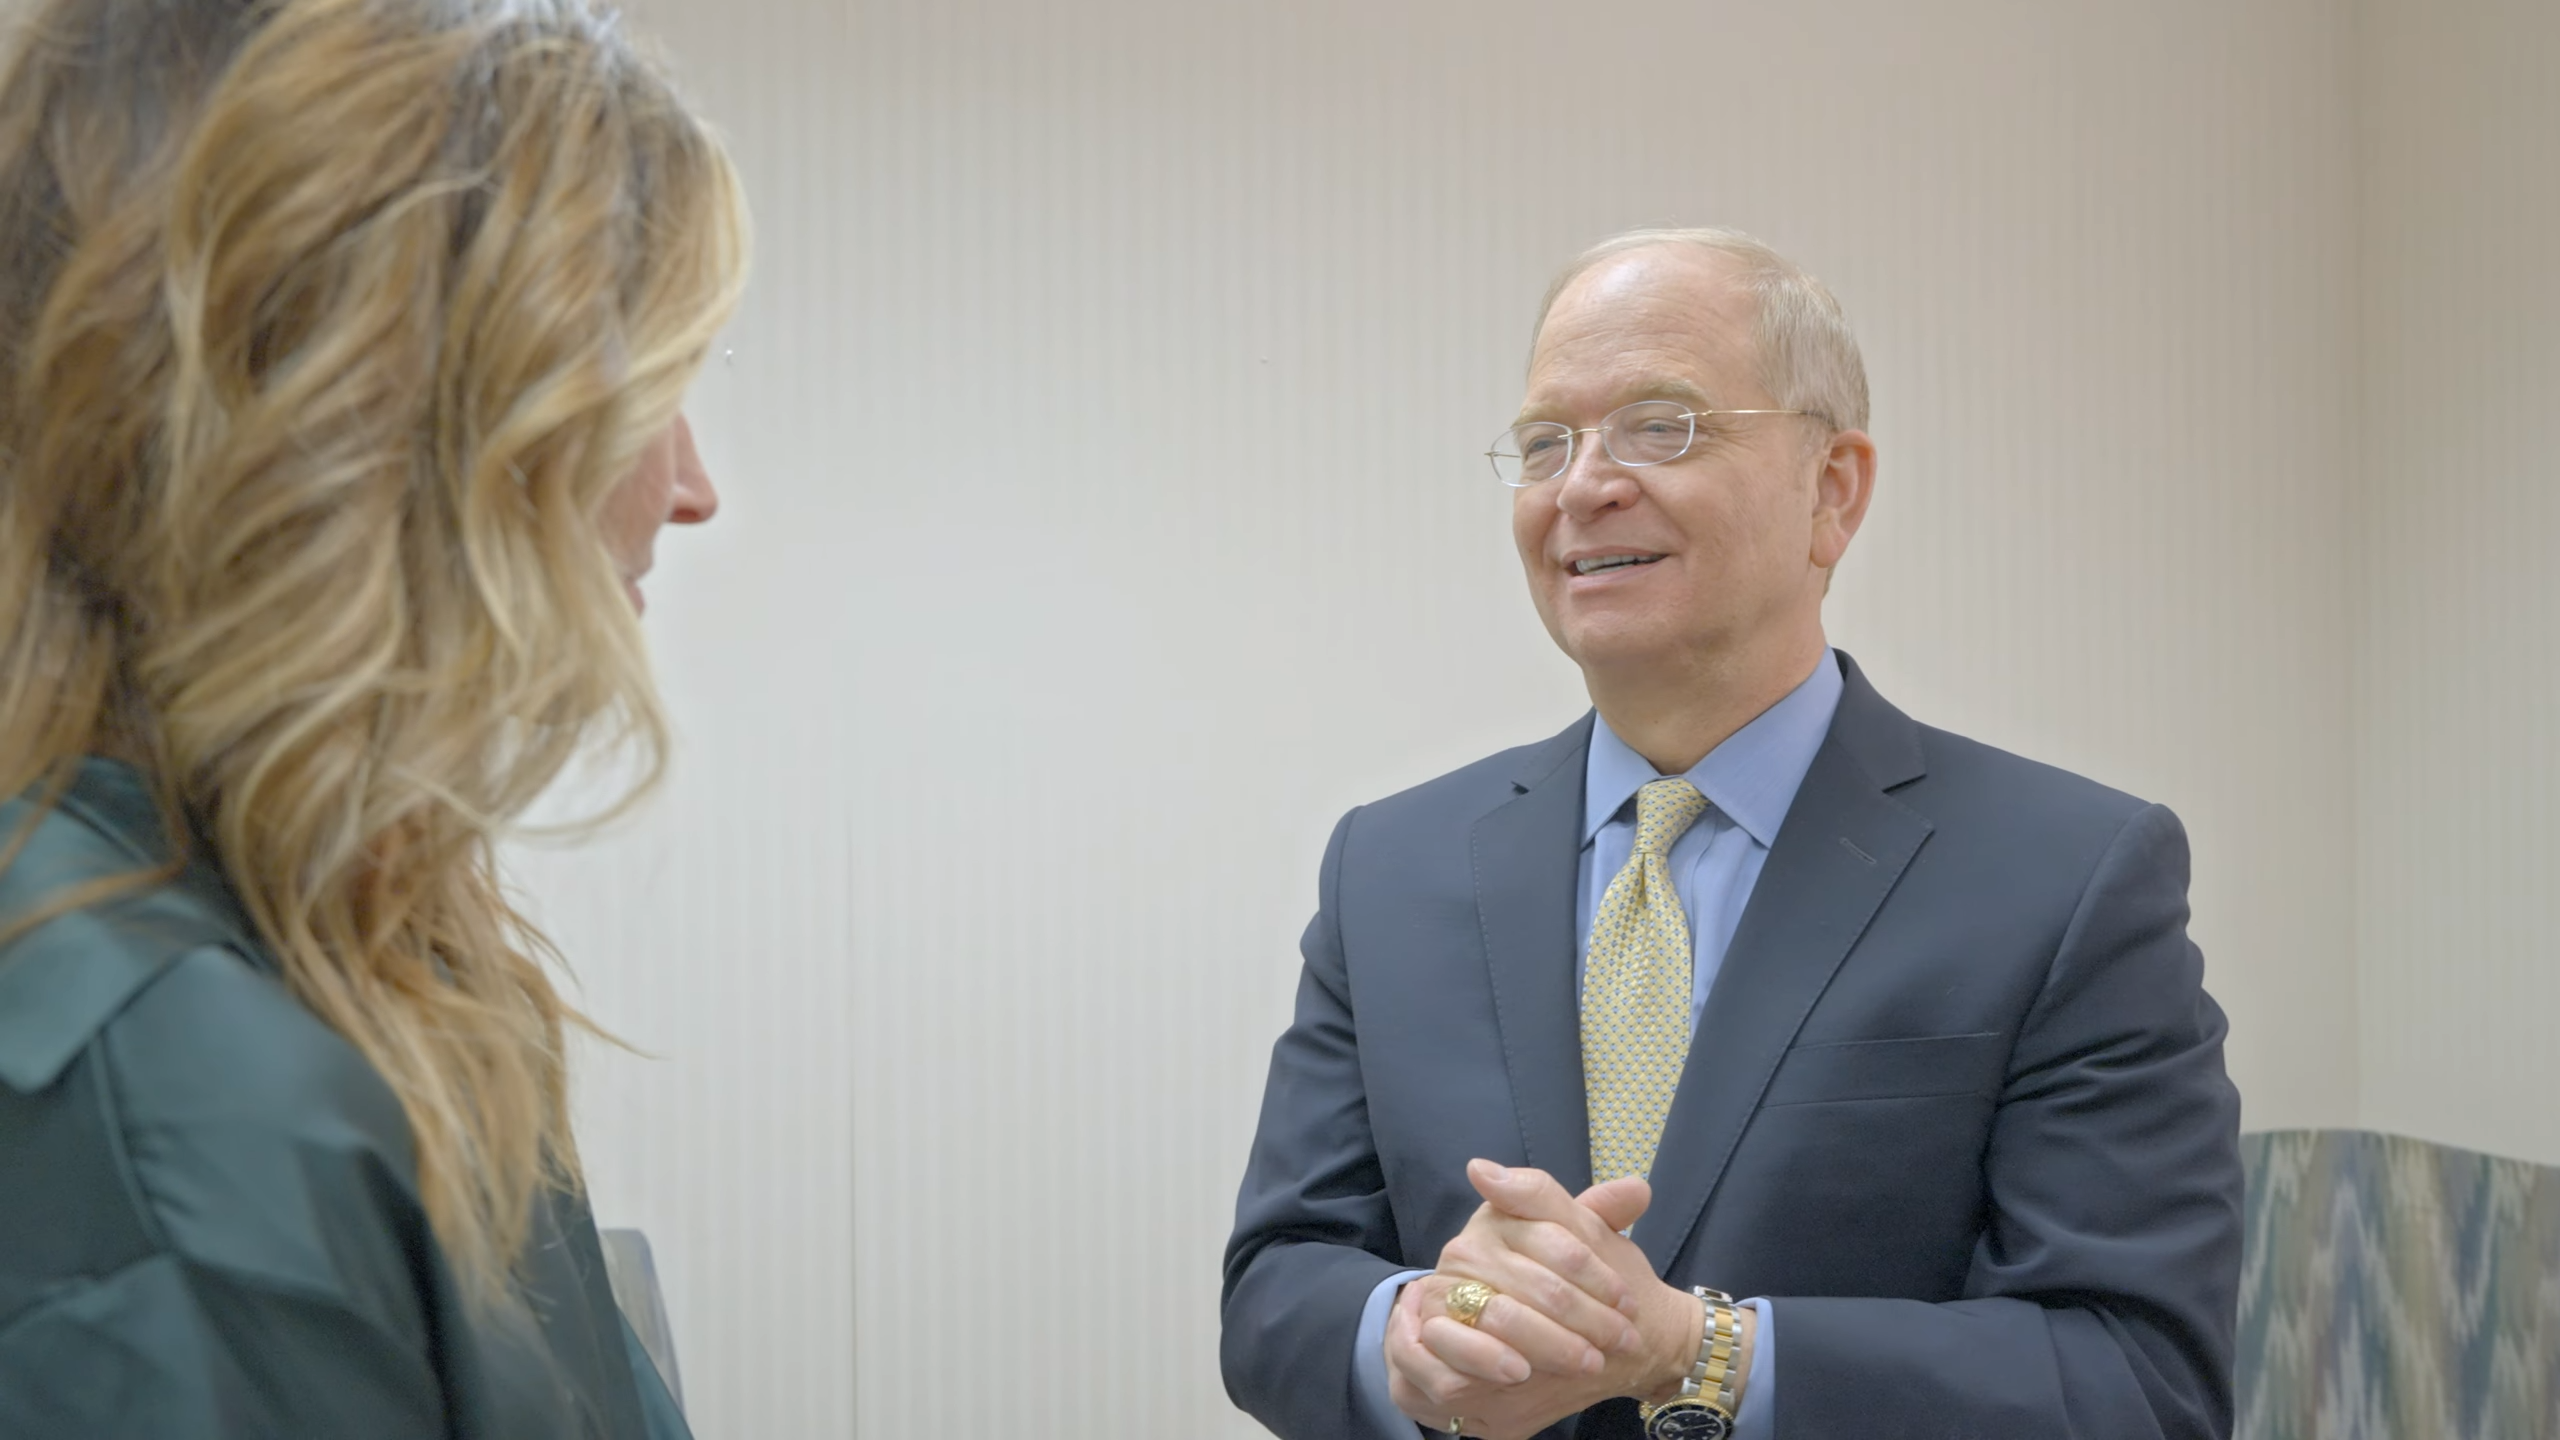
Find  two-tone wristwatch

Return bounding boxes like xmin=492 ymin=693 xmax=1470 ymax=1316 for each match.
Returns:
xmin=1637 ymin=1287 xmax=1743 ymax=1440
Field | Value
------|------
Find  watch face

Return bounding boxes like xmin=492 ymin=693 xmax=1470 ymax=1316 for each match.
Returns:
xmin=1644 ymin=1402 xmax=1733 ymax=1440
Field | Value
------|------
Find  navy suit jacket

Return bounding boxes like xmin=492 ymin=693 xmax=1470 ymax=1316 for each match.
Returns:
xmin=1221 ymin=654 xmax=2242 ymax=1439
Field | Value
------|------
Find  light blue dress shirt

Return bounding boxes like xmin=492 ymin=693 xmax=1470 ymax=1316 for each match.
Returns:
xmin=1349 ymin=651 xmax=1845 ymax=1436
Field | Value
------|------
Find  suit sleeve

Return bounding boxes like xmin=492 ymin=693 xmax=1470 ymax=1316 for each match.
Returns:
xmin=1767 ymin=803 xmax=2244 ymax=1440
xmin=1221 ymin=808 xmax=1415 ymax=1438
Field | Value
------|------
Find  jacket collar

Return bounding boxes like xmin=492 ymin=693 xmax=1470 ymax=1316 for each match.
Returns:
xmin=0 ymin=760 xmax=265 ymax=1093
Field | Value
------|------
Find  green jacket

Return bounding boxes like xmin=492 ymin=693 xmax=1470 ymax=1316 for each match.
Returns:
xmin=0 ymin=760 xmax=691 ymax=1439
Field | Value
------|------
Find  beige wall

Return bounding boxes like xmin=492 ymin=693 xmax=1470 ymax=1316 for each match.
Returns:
xmin=490 ymin=0 xmax=2551 ymax=1434
xmin=2352 ymin=0 xmax=2560 ymax=1166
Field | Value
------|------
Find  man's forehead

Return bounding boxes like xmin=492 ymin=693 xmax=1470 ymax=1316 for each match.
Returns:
xmin=1522 ymin=254 xmax=1760 ymax=418
xmin=1515 ymin=371 xmax=1717 ymax=423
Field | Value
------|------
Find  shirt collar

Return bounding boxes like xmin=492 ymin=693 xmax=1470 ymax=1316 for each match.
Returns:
xmin=1582 ymin=649 xmax=1846 ymax=849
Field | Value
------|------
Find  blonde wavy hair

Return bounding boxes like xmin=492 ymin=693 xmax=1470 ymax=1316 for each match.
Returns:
xmin=0 ymin=0 xmax=747 ymax=1306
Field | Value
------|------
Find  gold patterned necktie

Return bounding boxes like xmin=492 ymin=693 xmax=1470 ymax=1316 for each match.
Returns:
xmin=1583 ymin=776 xmax=1711 ymax=1185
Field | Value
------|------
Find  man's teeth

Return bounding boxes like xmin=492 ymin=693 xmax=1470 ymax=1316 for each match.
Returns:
xmin=1574 ymin=555 xmax=1660 ymax=576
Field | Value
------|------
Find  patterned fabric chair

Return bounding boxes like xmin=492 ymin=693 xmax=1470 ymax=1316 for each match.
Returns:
xmin=2238 ymin=1130 xmax=2560 ymax=1439
xmin=599 ymin=1228 xmax=687 ymax=1415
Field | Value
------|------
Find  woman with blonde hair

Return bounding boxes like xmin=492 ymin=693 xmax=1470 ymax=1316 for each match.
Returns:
xmin=0 ymin=0 xmax=745 ymax=1434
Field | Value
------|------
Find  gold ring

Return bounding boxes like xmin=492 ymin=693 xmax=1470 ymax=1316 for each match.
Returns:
xmin=1443 ymin=1280 xmax=1496 ymax=1327
xmin=1445 ymin=1419 xmax=1465 ymax=1436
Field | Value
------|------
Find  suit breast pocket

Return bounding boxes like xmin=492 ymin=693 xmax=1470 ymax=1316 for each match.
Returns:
xmin=1719 ymin=1031 xmax=2011 ymax=1299
xmin=1758 ymin=1031 xmax=2007 ymax=1108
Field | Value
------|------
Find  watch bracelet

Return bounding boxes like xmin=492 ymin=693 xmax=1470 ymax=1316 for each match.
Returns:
xmin=1693 ymin=1288 xmax=1741 ymax=1411
xmin=1640 ymin=1288 xmax=1742 ymax=1421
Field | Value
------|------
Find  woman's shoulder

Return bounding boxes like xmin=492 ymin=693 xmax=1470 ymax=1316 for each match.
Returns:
xmin=0 ymin=761 xmax=368 ymax=1106
xmin=0 ymin=932 xmax=453 ymax=1432
xmin=0 ymin=764 xmax=428 ymax=1328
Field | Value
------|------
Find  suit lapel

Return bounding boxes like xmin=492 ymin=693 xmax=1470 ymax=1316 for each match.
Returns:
xmin=1632 ymin=660 xmax=1935 ymax=1272
xmin=1470 ymin=717 xmax=1595 ymax=1195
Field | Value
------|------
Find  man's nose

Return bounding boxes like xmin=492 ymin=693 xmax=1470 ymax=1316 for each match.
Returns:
xmin=1553 ymin=428 xmax=1638 ymax=518
xmin=668 ymin=413 xmax=719 ymax=526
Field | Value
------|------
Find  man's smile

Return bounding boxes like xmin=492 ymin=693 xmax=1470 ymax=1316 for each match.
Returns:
xmin=1571 ymin=553 xmax=1665 ymax=576
xmin=1563 ymin=548 xmax=1670 ymax=581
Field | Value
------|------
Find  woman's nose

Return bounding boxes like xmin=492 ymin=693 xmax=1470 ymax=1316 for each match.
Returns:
xmin=667 ymin=413 xmax=719 ymax=525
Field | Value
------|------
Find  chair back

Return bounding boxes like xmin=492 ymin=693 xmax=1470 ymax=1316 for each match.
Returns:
xmin=2238 ymin=1129 xmax=2560 ymax=1439
xmin=599 ymin=1226 xmax=687 ymax=1414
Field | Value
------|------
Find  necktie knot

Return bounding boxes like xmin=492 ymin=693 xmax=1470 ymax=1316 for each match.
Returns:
xmin=1633 ymin=777 xmax=1709 ymax=861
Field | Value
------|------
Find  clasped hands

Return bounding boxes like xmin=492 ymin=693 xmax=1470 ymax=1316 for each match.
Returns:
xmin=1386 ymin=1159 xmax=1751 ymax=1440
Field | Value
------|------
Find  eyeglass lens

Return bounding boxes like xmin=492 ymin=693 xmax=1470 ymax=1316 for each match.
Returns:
xmin=1488 ymin=400 xmax=1697 ymax=487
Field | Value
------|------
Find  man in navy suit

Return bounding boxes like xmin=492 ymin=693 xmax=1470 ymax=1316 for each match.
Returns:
xmin=1221 ymin=228 xmax=2241 ymax=1440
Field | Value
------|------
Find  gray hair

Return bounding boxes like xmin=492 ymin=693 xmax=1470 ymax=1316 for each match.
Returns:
xmin=1533 ymin=227 xmax=1870 ymax=434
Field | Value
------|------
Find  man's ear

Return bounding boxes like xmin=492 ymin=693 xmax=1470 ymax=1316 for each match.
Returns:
xmin=1810 ymin=428 xmax=1877 ymax=572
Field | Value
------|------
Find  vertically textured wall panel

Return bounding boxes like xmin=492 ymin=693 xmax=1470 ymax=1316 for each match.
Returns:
xmin=531 ymin=2 xmax=2365 ymax=1432
xmin=2352 ymin=0 xmax=2560 ymax=1166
